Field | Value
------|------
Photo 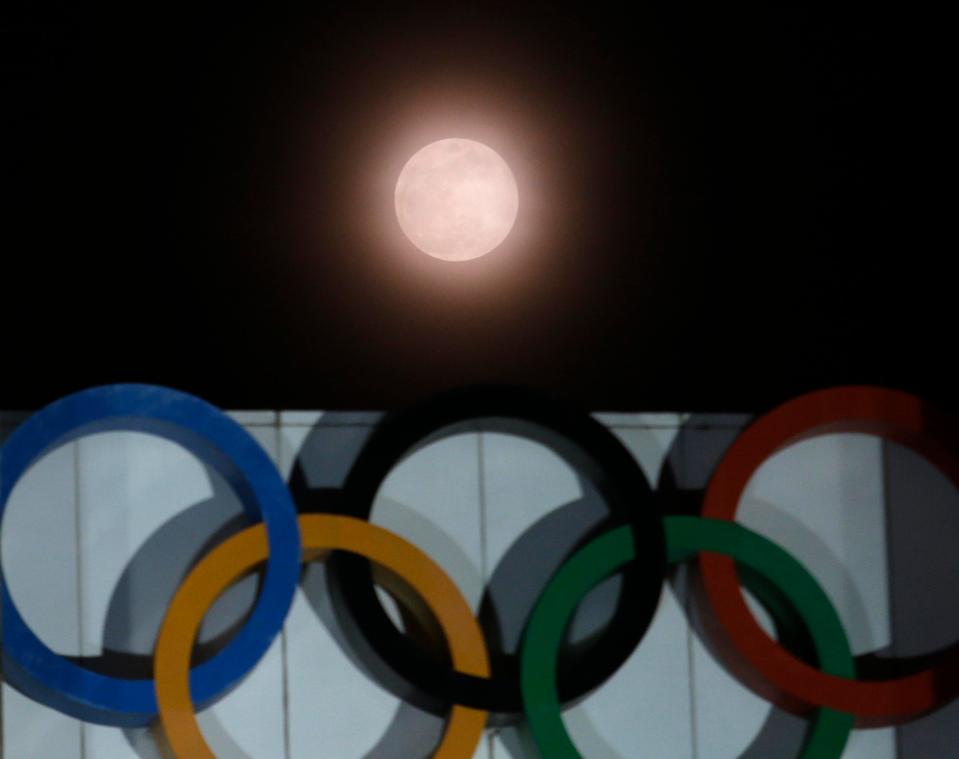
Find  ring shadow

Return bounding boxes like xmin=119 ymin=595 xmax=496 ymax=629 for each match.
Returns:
xmin=86 ymin=469 xmax=265 ymax=758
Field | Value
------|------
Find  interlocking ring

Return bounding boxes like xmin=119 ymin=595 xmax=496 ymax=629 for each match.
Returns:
xmin=520 ymin=516 xmax=856 ymax=759
xmin=155 ymin=514 xmax=489 ymax=758
xmin=0 ymin=384 xmax=301 ymax=726
xmin=1 ymin=382 xmax=957 ymax=756
xmin=699 ymin=386 xmax=959 ymax=725
xmin=327 ymin=385 xmax=667 ymax=714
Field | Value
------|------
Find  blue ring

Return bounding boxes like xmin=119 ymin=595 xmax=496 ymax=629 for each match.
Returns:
xmin=0 ymin=384 xmax=301 ymax=726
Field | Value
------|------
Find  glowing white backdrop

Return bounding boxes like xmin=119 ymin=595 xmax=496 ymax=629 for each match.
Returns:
xmin=0 ymin=409 xmax=955 ymax=758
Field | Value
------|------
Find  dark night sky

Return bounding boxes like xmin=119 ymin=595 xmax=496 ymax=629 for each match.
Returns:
xmin=2 ymin=4 xmax=951 ymax=412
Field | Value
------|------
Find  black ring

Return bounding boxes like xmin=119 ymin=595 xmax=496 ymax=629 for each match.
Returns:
xmin=322 ymin=385 xmax=666 ymax=714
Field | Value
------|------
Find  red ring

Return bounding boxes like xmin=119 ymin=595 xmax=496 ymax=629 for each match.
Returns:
xmin=699 ymin=385 xmax=959 ymax=726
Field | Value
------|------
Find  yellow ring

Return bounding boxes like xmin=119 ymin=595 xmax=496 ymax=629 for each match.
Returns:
xmin=155 ymin=515 xmax=490 ymax=758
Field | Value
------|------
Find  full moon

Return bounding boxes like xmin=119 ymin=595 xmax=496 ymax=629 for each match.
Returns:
xmin=394 ymin=138 xmax=519 ymax=262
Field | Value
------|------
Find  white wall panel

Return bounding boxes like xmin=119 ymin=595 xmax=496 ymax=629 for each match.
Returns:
xmin=1 ymin=439 xmax=83 ymax=759
xmin=281 ymin=418 xmax=404 ymax=759
xmin=1 ymin=686 xmax=84 ymax=759
xmin=482 ymin=429 xmax=586 ymax=759
xmin=373 ymin=432 xmax=484 ymax=611
xmin=72 ymin=417 xmax=288 ymax=758
xmin=279 ymin=417 xmax=485 ymax=759
xmin=485 ymin=424 xmax=694 ymax=759
xmin=201 ymin=417 xmax=287 ymax=759
xmin=689 ymin=587 xmax=802 ymax=758
xmin=75 ymin=432 xmax=217 ymax=659
xmin=740 ymin=433 xmax=896 ymax=757
xmin=281 ymin=419 xmax=409 ymax=758
xmin=883 ymin=440 xmax=959 ymax=758
xmin=369 ymin=429 xmax=486 ymax=759
xmin=4 ymin=407 xmax=954 ymax=757
xmin=740 ymin=434 xmax=891 ymax=654
xmin=2 ymin=441 xmax=82 ymax=656
xmin=596 ymin=412 xmax=686 ymax=487
xmin=684 ymin=427 xmax=897 ymax=758
xmin=561 ymin=588 xmax=694 ymax=759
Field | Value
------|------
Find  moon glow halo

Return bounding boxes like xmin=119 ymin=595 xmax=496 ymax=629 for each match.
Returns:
xmin=394 ymin=138 xmax=519 ymax=262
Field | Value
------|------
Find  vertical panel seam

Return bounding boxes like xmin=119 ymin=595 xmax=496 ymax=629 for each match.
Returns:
xmin=277 ymin=417 xmax=293 ymax=759
xmin=477 ymin=430 xmax=489 ymax=591
xmin=677 ymin=420 xmax=700 ymax=759
xmin=476 ymin=429 xmax=491 ymax=758
xmin=685 ymin=569 xmax=699 ymax=759
xmin=73 ymin=442 xmax=86 ymax=759
xmin=880 ymin=441 xmax=902 ymax=759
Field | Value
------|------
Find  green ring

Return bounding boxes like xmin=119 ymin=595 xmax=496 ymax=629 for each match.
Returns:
xmin=520 ymin=516 xmax=855 ymax=758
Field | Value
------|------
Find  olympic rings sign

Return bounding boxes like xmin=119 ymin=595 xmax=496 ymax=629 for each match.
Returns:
xmin=1 ymin=384 xmax=957 ymax=758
